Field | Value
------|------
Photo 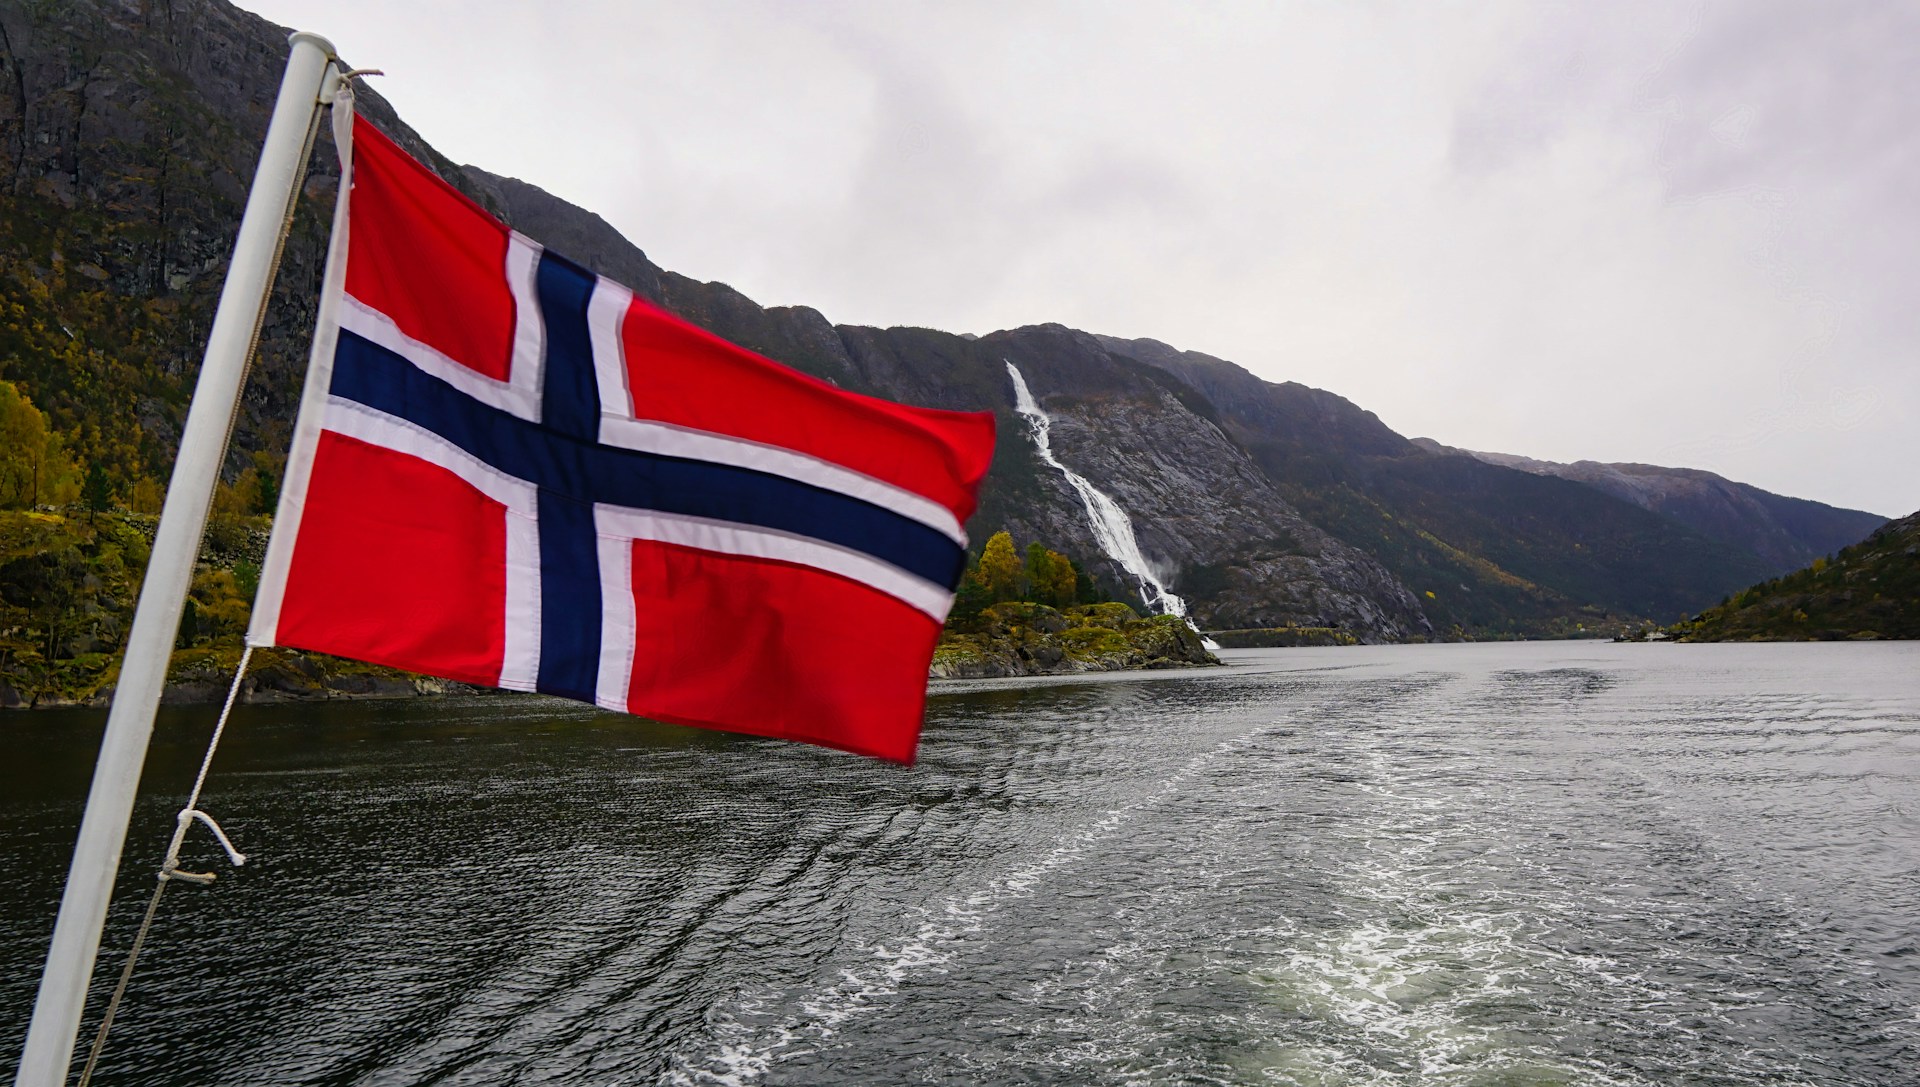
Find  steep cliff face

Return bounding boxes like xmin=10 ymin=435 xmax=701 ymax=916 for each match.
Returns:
xmin=0 ymin=0 xmax=483 ymax=486
xmin=983 ymin=325 xmax=1427 ymax=637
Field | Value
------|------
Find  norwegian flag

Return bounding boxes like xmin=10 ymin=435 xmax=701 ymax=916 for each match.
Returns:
xmin=249 ymin=116 xmax=995 ymax=762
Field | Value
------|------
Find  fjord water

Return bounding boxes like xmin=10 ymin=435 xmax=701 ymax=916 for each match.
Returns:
xmin=3 ymin=643 xmax=1917 ymax=1086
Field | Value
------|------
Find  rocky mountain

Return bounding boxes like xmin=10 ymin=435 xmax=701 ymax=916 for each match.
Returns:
xmin=0 ymin=0 xmax=1890 ymax=649
xmin=0 ymin=0 xmax=488 ymax=490
xmin=468 ymin=169 xmax=1433 ymax=639
xmin=1416 ymin=442 xmax=1889 ymax=575
xmin=1097 ymin=338 xmax=1820 ymax=633
xmin=1672 ymin=510 xmax=1919 ymax=641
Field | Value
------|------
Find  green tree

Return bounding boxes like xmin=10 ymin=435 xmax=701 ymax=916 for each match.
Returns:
xmin=177 ymin=597 xmax=199 ymax=649
xmin=250 ymin=450 xmax=283 ymax=516
xmin=1022 ymin=543 xmax=1080 ymax=607
xmin=81 ymin=463 xmax=112 ymax=520
xmin=1070 ymin=558 xmax=1101 ymax=604
xmin=254 ymin=468 xmax=279 ymax=515
xmin=1024 ymin=542 xmax=1052 ymax=602
xmin=1042 ymin=548 xmax=1078 ymax=607
xmin=0 ymin=543 xmax=92 ymax=700
xmin=948 ymin=574 xmax=991 ymax=625
xmin=0 ymin=380 xmax=77 ymax=509
xmin=977 ymin=531 xmax=1022 ymax=603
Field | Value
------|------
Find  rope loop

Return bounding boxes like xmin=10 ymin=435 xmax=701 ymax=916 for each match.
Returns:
xmin=321 ymin=67 xmax=382 ymax=104
xmin=184 ymin=809 xmax=249 ymax=868
xmin=78 ymin=595 xmax=262 ymax=1082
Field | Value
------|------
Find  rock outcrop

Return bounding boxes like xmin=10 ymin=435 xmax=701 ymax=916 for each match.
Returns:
xmin=987 ymin=326 xmax=1429 ymax=638
xmin=1096 ymin=337 xmax=1863 ymax=633
xmin=932 ymin=602 xmax=1218 ymax=679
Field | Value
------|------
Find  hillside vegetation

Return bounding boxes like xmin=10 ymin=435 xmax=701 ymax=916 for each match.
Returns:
xmin=0 ymin=510 xmax=1212 ymax=704
xmin=0 ymin=502 xmax=455 ymax=707
xmin=1671 ymin=511 xmax=1919 ymax=642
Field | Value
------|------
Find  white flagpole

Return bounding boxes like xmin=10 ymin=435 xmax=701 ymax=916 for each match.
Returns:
xmin=13 ymin=30 xmax=337 ymax=1087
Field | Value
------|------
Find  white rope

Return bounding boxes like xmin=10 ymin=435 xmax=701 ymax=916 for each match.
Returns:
xmin=159 ymin=643 xmax=255 ymax=879
xmin=76 ymin=645 xmax=256 ymax=1086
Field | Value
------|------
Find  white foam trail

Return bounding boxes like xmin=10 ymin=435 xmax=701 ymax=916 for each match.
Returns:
xmin=668 ymin=716 xmax=1294 ymax=1085
xmin=1005 ymin=361 xmax=1217 ymax=650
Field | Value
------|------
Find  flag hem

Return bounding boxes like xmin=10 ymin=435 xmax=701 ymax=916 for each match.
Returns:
xmin=248 ymin=95 xmax=355 ymax=648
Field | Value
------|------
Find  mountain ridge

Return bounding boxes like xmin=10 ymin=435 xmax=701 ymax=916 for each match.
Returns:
xmin=1093 ymin=337 xmax=1839 ymax=632
xmin=1413 ymin=439 xmax=1889 ymax=575
xmin=0 ymin=0 xmax=1891 ymax=652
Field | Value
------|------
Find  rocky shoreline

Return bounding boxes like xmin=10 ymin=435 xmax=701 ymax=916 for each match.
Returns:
xmin=1208 ymin=626 xmax=1361 ymax=648
xmin=0 ymin=647 xmax=484 ymax=710
xmin=930 ymin=601 xmax=1219 ymax=680
xmin=3 ymin=603 xmax=1220 ymax=709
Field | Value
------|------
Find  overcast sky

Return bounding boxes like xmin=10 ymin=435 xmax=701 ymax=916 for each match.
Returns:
xmin=248 ymin=0 xmax=1917 ymax=516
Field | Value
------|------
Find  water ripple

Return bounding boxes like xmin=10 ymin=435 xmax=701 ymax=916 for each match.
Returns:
xmin=1 ymin=642 xmax=1916 ymax=1085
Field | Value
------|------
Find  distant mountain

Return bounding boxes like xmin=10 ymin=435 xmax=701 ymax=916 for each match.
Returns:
xmin=0 ymin=0 xmax=1891 ymax=652
xmin=1101 ymin=338 xmax=1794 ymax=633
xmin=1673 ymin=510 xmax=1920 ymax=641
xmin=1415 ymin=442 xmax=1889 ymax=574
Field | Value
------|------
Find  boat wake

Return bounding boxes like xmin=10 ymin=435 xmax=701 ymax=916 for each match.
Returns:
xmin=666 ymin=715 xmax=1297 ymax=1085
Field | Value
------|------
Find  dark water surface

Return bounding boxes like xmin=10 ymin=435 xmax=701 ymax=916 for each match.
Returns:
xmin=3 ymin=642 xmax=1918 ymax=1085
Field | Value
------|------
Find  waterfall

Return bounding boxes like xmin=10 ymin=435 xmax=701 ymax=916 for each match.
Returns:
xmin=1006 ymin=362 xmax=1211 ymax=641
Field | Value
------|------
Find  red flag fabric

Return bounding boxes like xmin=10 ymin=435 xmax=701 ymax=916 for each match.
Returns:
xmin=250 ymin=116 xmax=995 ymax=763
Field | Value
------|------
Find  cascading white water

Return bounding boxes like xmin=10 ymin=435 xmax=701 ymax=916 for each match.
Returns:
xmin=1006 ymin=362 xmax=1215 ymax=651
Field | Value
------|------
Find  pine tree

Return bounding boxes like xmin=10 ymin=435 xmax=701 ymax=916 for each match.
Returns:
xmin=81 ymin=463 xmax=112 ymax=521
xmin=949 ymin=574 xmax=992 ymax=625
xmin=1070 ymin=558 xmax=1101 ymax=604
xmin=177 ymin=597 xmax=199 ymax=649
xmin=254 ymin=469 xmax=279 ymax=515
